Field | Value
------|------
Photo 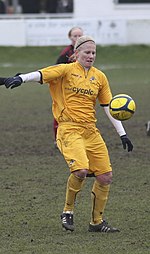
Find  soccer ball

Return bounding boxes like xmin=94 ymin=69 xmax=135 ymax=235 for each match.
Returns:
xmin=109 ymin=94 xmax=136 ymax=121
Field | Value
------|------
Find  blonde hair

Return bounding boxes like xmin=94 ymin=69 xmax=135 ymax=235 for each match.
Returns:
xmin=74 ymin=35 xmax=95 ymax=50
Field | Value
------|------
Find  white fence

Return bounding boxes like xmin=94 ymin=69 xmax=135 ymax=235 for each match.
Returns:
xmin=0 ymin=17 xmax=150 ymax=46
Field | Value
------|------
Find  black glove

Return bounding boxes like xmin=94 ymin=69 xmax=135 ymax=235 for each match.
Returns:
xmin=0 ymin=77 xmax=6 ymax=86
xmin=5 ymin=76 xmax=23 ymax=89
xmin=120 ymin=135 xmax=133 ymax=152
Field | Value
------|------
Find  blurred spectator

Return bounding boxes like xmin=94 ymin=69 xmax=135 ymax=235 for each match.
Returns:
xmin=57 ymin=0 xmax=73 ymax=13
xmin=7 ymin=0 xmax=22 ymax=14
xmin=6 ymin=0 xmax=14 ymax=14
xmin=0 ymin=0 xmax=6 ymax=13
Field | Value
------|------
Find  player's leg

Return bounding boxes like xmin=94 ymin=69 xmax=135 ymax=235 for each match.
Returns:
xmin=89 ymin=181 xmax=119 ymax=232
xmin=63 ymin=169 xmax=88 ymax=212
xmin=57 ymin=125 xmax=89 ymax=231
xmin=61 ymin=169 xmax=88 ymax=231
xmin=85 ymin=128 xmax=120 ymax=232
xmin=91 ymin=174 xmax=111 ymax=224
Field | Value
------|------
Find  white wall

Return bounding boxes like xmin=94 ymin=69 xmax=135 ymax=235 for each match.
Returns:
xmin=74 ymin=0 xmax=150 ymax=18
xmin=127 ymin=19 xmax=150 ymax=44
xmin=74 ymin=0 xmax=113 ymax=17
xmin=0 ymin=20 xmax=26 ymax=46
xmin=0 ymin=17 xmax=150 ymax=46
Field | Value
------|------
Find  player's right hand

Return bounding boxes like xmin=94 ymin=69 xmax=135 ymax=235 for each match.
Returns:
xmin=5 ymin=76 xmax=23 ymax=89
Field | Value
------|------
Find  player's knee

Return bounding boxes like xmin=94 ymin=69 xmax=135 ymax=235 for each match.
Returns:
xmin=74 ymin=169 xmax=88 ymax=179
xmin=96 ymin=172 xmax=112 ymax=185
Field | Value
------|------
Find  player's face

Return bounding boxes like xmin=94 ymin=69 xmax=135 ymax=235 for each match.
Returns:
xmin=70 ymin=28 xmax=83 ymax=46
xmin=77 ymin=42 xmax=96 ymax=69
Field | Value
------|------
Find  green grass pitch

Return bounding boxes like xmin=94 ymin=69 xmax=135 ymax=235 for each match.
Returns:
xmin=0 ymin=45 xmax=149 ymax=254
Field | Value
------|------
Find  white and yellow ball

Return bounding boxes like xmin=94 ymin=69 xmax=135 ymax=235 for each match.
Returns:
xmin=109 ymin=94 xmax=136 ymax=121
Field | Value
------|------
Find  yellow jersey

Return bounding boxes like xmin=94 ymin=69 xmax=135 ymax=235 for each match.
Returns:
xmin=40 ymin=61 xmax=112 ymax=124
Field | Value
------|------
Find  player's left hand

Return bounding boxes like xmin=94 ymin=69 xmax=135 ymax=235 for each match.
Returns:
xmin=5 ymin=76 xmax=23 ymax=89
xmin=120 ymin=135 xmax=133 ymax=152
xmin=0 ymin=77 xmax=6 ymax=86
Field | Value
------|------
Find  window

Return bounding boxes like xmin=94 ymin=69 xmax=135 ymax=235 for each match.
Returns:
xmin=117 ymin=0 xmax=150 ymax=3
xmin=2 ymin=0 xmax=74 ymax=14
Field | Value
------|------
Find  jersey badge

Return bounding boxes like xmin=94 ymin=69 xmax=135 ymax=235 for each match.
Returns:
xmin=90 ymin=76 xmax=95 ymax=81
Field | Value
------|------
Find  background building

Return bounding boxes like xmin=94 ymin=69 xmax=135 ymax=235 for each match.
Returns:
xmin=0 ymin=0 xmax=150 ymax=46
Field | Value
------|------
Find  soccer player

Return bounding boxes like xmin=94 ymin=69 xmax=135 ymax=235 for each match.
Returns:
xmin=0 ymin=35 xmax=133 ymax=233
xmin=56 ymin=27 xmax=83 ymax=64
xmin=53 ymin=27 xmax=83 ymax=147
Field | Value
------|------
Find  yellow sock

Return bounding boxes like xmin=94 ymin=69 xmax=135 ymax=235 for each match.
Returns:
xmin=63 ymin=173 xmax=85 ymax=212
xmin=91 ymin=180 xmax=110 ymax=224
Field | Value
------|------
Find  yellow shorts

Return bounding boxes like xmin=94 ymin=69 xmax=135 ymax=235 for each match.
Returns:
xmin=57 ymin=123 xmax=112 ymax=176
